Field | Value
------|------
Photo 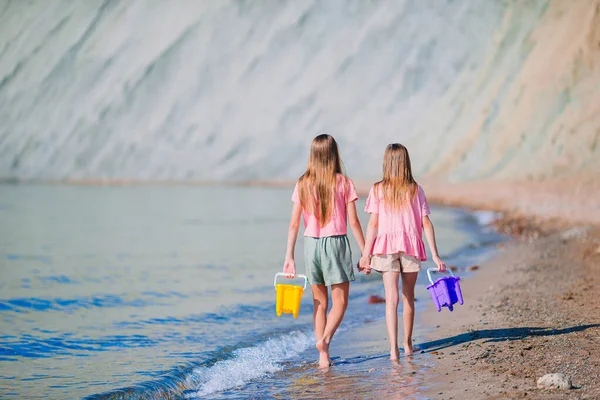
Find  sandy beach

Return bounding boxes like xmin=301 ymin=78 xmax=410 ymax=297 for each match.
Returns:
xmin=419 ymin=226 xmax=600 ymax=400
xmin=354 ymin=178 xmax=600 ymax=399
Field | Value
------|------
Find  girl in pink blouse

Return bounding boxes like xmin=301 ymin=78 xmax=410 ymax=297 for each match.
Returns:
xmin=284 ymin=134 xmax=365 ymax=368
xmin=359 ymin=143 xmax=446 ymax=359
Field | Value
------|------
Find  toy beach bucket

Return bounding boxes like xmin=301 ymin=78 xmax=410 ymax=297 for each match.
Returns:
xmin=426 ymin=268 xmax=464 ymax=312
xmin=274 ymin=272 xmax=308 ymax=318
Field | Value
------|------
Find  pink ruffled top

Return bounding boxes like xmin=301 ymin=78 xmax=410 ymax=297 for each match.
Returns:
xmin=364 ymin=184 xmax=431 ymax=261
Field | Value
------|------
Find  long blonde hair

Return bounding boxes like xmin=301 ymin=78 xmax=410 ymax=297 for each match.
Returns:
xmin=298 ymin=134 xmax=345 ymax=227
xmin=374 ymin=143 xmax=418 ymax=211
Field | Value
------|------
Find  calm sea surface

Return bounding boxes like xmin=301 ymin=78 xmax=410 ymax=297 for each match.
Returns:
xmin=0 ymin=185 xmax=503 ymax=399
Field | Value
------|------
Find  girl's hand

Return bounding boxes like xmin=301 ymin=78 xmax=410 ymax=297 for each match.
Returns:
xmin=358 ymin=255 xmax=371 ymax=275
xmin=283 ymin=258 xmax=296 ymax=278
xmin=433 ymin=255 xmax=446 ymax=272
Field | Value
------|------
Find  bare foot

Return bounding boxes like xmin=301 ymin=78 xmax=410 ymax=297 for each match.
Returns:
xmin=316 ymin=339 xmax=331 ymax=368
xmin=390 ymin=348 xmax=400 ymax=360
xmin=403 ymin=341 xmax=419 ymax=356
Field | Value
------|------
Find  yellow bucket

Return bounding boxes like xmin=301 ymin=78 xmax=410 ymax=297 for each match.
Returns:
xmin=274 ymin=273 xmax=308 ymax=318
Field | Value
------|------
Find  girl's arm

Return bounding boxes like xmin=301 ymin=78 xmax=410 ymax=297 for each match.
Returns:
xmin=422 ymin=215 xmax=447 ymax=272
xmin=359 ymin=213 xmax=378 ymax=274
xmin=347 ymin=200 xmax=365 ymax=253
xmin=283 ymin=202 xmax=302 ymax=277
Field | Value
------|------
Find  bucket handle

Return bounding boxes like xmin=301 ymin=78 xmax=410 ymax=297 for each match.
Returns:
xmin=426 ymin=267 xmax=455 ymax=285
xmin=274 ymin=272 xmax=308 ymax=290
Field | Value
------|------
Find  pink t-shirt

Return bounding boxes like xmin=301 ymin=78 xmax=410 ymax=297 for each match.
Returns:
xmin=292 ymin=175 xmax=358 ymax=238
xmin=364 ymin=184 xmax=431 ymax=261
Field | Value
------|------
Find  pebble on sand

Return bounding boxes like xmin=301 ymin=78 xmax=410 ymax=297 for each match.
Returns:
xmin=536 ymin=373 xmax=573 ymax=390
xmin=466 ymin=265 xmax=479 ymax=271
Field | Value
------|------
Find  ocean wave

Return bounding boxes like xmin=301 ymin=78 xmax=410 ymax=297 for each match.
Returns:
xmin=85 ymin=329 xmax=313 ymax=399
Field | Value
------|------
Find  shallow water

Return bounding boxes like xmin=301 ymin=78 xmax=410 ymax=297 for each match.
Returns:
xmin=0 ymin=185 xmax=503 ymax=399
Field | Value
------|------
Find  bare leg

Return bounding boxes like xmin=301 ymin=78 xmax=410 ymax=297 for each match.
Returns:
xmin=401 ymin=272 xmax=419 ymax=355
xmin=311 ymin=284 xmax=328 ymax=344
xmin=382 ymin=271 xmax=401 ymax=359
xmin=316 ymin=282 xmax=349 ymax=368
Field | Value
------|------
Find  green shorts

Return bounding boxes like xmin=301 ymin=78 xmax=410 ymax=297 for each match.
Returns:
xmin=304 ymin=235 xmax=355 ymax=286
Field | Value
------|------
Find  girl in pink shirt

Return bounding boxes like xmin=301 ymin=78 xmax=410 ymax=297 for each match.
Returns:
xmin=283 ymin=134 xmax=365 ymax=368
xmin=359 ymin=143 xmax=446 ymax=359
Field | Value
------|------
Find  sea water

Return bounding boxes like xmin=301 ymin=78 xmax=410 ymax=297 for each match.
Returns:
xmin=0 ymin=185 xmax=503 ymax=399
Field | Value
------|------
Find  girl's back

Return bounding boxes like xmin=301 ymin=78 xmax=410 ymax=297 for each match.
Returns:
xmin=293 ymin=174 xmax=357 ymax=238
xmin=365 ymin=184 xmax=430 ymax=261
xmin=366 ymin=184 xmax=430 ymax=234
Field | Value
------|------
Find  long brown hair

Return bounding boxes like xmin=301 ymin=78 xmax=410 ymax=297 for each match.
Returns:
xmin=374 ymin=143 xmax=418 ymax=211
xmin=298 ymin=134 xmax=345 ymax=227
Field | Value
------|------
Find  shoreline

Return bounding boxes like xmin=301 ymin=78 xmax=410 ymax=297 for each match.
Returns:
xmin=4 ymin=177 xmax=599 ymax=398
xmin=399 ymin=180 xmax=600 ymax=399
xmin=354 ymin=178 xmax=600 ymax=398
xmin=417 ymin=225 xmax=600 ymax=399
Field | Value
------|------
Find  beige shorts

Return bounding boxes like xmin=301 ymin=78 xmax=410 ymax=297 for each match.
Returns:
xmin=370 ymin=253 xmax=422 ymax=273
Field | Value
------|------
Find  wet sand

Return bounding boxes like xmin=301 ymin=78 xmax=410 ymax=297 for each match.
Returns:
xmin=353 ymin=178 xmax=600 ymax=399
xmin=418 ymin=225 xmax=600 ymax=399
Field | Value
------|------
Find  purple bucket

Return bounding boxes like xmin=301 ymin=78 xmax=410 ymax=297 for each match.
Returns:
xmin=426 ymin=268 xmax=464 ymax=312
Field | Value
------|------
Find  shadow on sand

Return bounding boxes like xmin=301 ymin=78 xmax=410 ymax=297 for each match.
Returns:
xmin=419 ymin=324 xmax=600 ymax=353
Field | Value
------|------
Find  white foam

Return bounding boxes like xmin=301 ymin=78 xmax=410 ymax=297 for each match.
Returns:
xmin=184 ymin=330 xmax=312 ymax=397
xmin=471 ymin=210 xmax=502 ymax=226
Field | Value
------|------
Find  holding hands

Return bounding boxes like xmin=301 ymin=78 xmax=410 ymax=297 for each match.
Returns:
xmin=358 ymin=255 xmax=371 ymax=275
